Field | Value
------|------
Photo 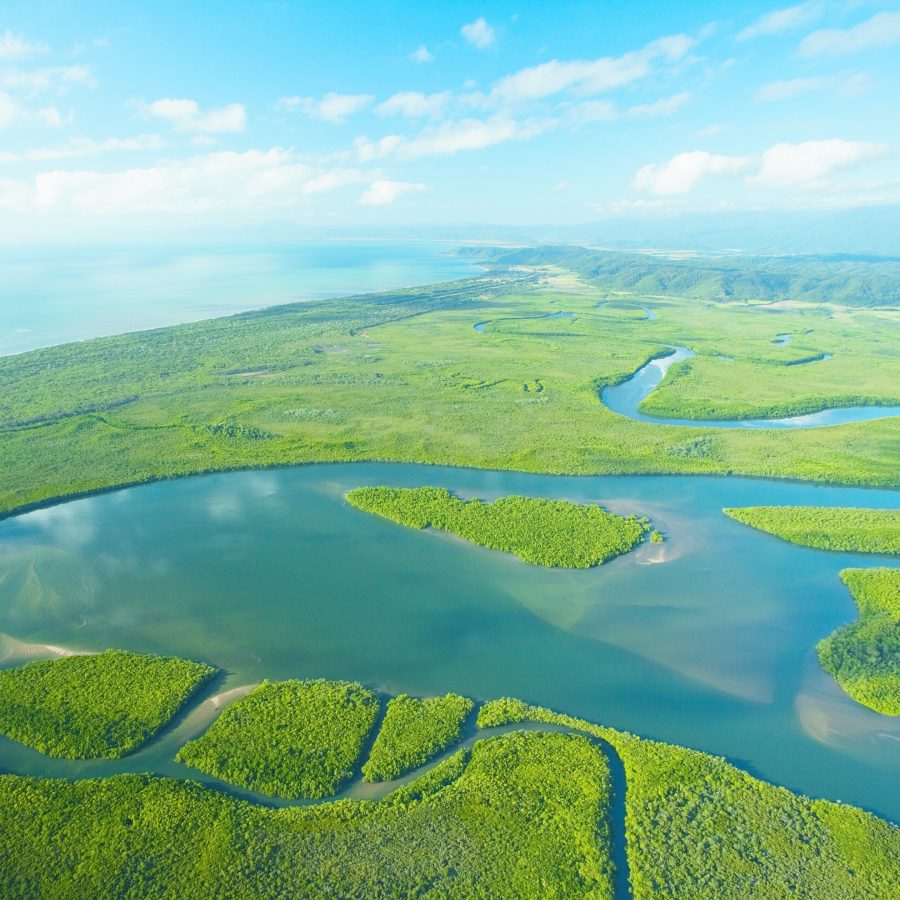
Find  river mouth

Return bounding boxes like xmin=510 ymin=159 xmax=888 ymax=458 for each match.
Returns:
xmin=0 ymin=462 xmax=897 ymax=820
xmin=601 ymin=346 xmax=900 ymax=428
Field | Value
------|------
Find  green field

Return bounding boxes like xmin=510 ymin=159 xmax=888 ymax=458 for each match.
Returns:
xmin=362 ymin=693 xmax=474 ymax=782
xmin=723 ymin=507 xmax=900 ymax=554
xmin=0 ymin=650 xmax=215 ymax=759
xmin=1 ymin=262 xmax=899 ymax=530
xmin=0 ymin=652 xmax=897 ymax=897
xmin=346 ymin=486 xmax=650 ymax=567
xmin=818 ymin=568 xmax=900 ymax=715
xmin=177 ymin=680 xmax=379 ymax=799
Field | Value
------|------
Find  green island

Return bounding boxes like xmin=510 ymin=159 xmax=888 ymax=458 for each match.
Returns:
xmin=0 ymin=650 xmax=215 ymax=759
xmin=176 ymin=679 xmax=380 ymax=799
xmin=817 ymin=568 xmax=900 ymax=715
xmin=346 ymin=486 xmax=650 ymax=567
xmin=362 ymin=693 xmax=475 ymax=782
xmin=0 ymin=656 xmax=897 ymax=898
xmin=723 ymin=506 xmax=900 ymax=554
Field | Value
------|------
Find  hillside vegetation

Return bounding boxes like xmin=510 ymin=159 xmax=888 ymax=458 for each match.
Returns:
xmin=346 ymin=486 xmax=649 ymax=567
xmin=177 ymin=679 xmax=379 ymax=799
xmin=460 ymin=244 xmax=900 ymax=307
xmin=723 ymin=506 xmax=900 ymax=554
xmin=0 ymin=650 xmax=215 ymax=759
xmin=818 ymin=568 xmax=900 ymax=715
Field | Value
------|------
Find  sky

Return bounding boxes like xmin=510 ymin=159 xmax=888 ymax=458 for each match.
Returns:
xmin=1 ymin=0 xmax=899 ymax=239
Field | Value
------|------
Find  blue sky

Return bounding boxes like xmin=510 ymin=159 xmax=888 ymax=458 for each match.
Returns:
xmin=1 ymin=1 xmax=899 ymax=237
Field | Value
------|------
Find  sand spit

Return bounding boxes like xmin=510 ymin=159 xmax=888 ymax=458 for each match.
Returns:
xmin=0 ymin=633 xmax=85 ymax=666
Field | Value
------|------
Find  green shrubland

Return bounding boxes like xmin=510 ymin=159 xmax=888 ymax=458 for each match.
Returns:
xmin=361 ymin=693 xmax=474 ymax=782
xmin=477 ymin=699 xmax=900 ymax=899
xmin=177 ymin=679 xmax=379 ymax=799
xmin=0 ymin=650 xmax=215 ymax=759
xmin=346 ymin=486 xmax=648 ymax=567
xmin=0 ymin=730 xmax=614 ymax=899
xmin=817 ymin=568 xmax=900 ymax=715
xmin=723 ymin=506 xmax=900 ymax=554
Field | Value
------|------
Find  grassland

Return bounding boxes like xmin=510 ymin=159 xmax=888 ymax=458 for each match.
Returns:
xmin=817 ymin=568 xmax=900 ymax=715
xmin=723 ymin=507 xmax=900 ymax=554
xmin=0 ymin=731 xmax=614 ymax=899
xmin=0 ymin=262 xmax=898 ymax=529
xmin=176 ymin=680 xmax=379 ymax=799
xmin=361 ymin=693 xmax=474 ymax=782
xmin=0 ymin=650 xmax=215 ymax=759
xmin=346 ymin=486 xmax=649 ymax=567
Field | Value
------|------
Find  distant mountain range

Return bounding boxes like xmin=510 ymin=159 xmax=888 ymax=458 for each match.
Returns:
xmin=457 ymin=244 xmax=900 ymax=307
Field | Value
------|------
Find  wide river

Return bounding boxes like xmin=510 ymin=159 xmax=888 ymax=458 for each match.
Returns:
xmin=0 ymin=464 xmax=897 ymax=821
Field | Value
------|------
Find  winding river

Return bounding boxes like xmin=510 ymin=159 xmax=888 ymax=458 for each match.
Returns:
xmin=0 ymin=464 xmax=897 ymax=821
xmin=601 ymin=347 xmax=900 ymax=428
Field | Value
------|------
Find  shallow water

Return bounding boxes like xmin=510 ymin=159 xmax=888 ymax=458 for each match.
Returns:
xmin=0 ymin=464 xmax=897 ymax=821
xmin=602 ymin=347 xmax=900 ymax=428
xmin=0 ymin=241 xmax=478 ymax=355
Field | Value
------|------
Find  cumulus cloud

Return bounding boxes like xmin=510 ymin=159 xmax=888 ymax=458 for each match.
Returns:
xmin=491 ymin=34 xmax=694 ymax=104
xmin=635 ymin=139 xmax=891 ymax=195
xmin=0 ymin=90 xmax=67 ymax=130
xmin=360 ymin=179 xmax=426 ymax=205
xmin=0 ymin=29 xmax=48 ymax=60
xmin=737 ymin=3 xmax=822 ymax=41
xmin=635 ymin=151 xmax=752 ymax=195
xmin=0 ymin=148 xmax=365 ymax=215
xmin=139 ymin=98 xmax=246 ymax=133
xmin=461 ymin=17 xmax=495 ymax=49
xmin=409 ymin=44 xmax=434 ymax=63
xmin=799 ymin=11 xmax=900 ymax=56
xmin=752 ymin=139 xmax=890 ymax=186
xmin=375 ymin=91 xmax=451 ymax=118
xmin=277 ymin=92 xmax=373 ymax=123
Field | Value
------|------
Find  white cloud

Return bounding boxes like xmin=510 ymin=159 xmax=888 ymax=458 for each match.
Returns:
xmin=695 ymin=123 xmax=727 ymax=138
xmin=0 ymin=90 xmax=67 ymax=130
xmin=357 ymin=114 xmax=553 ymax=161
xmin=360 ymin=179 xmax=426 ymax=205
xmin=140 ymin=98 xmax=246 ymax=133
xmin=410 ymin=44 xmax=434 ymax=63
xmin=635 ymin=151 xmax=752 ymax=194
xmin=752 ymin=139 xmax=890 ymax=186
xmin=737 ymin=3 xmax=822 ymax=41
xmin=635 ymin=139 xmax=891 ymax=195
xmin=491 ymin=34 xmax=695 ymax=104
xmin=375 ymin=91 xmax=451 ymax=118
xmin=755 ymin=72 xmax=868 ymax=102
xmin=0 ymin=134 xmax=164 ymax=164
xmin=627 ymin=91 xmax=691 ymax=118
xmin=799 ymin=11 xmax=900 ymax=56
xmin=0 ymin=148 xmax=365 ymax=215
xmin=1 ymin=65 xmax=95 ymax=96
xmin=461 ymin=17 xmax=495 ymax=49
xmin=0 ymin=29 xmax=48 ymax=60
xmin=277 ymin=92 xmax=373 ymax=123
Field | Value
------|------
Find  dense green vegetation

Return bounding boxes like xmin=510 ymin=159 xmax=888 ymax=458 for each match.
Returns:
xmin=460 ymin=244 xmax=900 ymax=307
xmin=0 ymin=263 xmax=898 ymax=531
xmin=818 ymin=568 xmax=900 ymax=715
xmin=0 ymin=730 xmax=614 ymax=899
xmin=0 ymin=650 xmax=214 ymax=759
xmin=723 ymin=506 xmax=900 ymax=554
xmin=478 ymin=699 xmax=900 ymax=899
xmin=177 ymin=679 xmax=379 ymax=799
xmin=347 ymin=486 xmax=649 ymax=567
xmin=361 ymin=693 xmax=474 ymax=782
